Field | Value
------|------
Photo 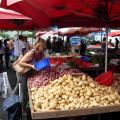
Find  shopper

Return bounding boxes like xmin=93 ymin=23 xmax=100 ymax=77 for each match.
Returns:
xmin=0 ymin=40 xmax=4 ymax=69
xmin=115 ymin=38 xmax=119 ymax=50
xmin=12 ymin=38 xmax=46 ymax=112
xmin=80 ymin=40 xmax=87 ymax=56
xmin=46 ymin=36 xmax=52 ymax=54
xmin=14 ymin=35 xmax=26 ymax=60
xmin=52 ymin=36 xmax=57 ymax=53
xmin=57 ymin=37 xmax=64 ymax=53
xmin=101 ymin=38 xmax=106 ymax=52
xmin=4 ymin=38 xmax=10 ymax=68
xmin=24 ymin=36 xmax=30 ymax=54
xmin=108 ymin=39 xmax=114 ymax=47
xmin=64 ymin=36 xmax=71 ymax=53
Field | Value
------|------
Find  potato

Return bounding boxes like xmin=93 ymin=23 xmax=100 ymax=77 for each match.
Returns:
xmin=89 ymin=83 xmax=96 ymax=88
xmin=82 ymin=74 xmax=87 ymax=81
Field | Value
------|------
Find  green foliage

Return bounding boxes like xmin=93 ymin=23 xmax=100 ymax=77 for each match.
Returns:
xmin=0 ymin=32 xmax=10 ymax=39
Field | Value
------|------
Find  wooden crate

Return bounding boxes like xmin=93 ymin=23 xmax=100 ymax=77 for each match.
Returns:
xmin=28 ymin=84 xmax=120 ymax=120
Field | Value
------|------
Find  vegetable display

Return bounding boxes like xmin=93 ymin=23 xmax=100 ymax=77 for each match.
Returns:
xmin=28 ymin=68 xmax=81 ymax=88
xmin=30 ymin=74 xmax=120 ymax=112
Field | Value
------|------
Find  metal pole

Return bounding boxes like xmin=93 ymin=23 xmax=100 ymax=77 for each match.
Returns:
xmin=101 ymin=28 xmax=103 ymax=43
xmin=105 ymin=27 xmax=108 ymax=72
xmin=32 ymin=31 xmax=34 ymax=46
xmin=32 ymin=29 xmax=36 ymax=46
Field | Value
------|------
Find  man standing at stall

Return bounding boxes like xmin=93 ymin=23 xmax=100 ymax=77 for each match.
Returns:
xmin=80 ymin=40 xmax=87 ymax=56
xmin=14 ymin=35 xmax=26 ymax=60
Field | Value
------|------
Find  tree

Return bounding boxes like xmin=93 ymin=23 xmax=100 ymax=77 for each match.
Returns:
xmin=0 ymin=32 xmax=10 ymax=39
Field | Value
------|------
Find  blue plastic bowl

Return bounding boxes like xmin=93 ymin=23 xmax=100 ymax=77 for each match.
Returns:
xmin=34 ymin=58 xmax=50 ymax=71
xmin=80 ymin=56 xmax=90 ymax=62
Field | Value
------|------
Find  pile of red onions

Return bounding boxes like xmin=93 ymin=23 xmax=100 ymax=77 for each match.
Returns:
xmin=28 ymin=67 xmax=82 ymax=88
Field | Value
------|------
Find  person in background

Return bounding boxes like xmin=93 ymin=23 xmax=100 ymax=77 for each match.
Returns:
xmin=0 ymin=40 xmax=4 ymax=69
xmin=7 ymin=39 xmax=14 ymax=50
xmin=24 ymin=36 xmax=30 ymax=54
xmin=80 ymin=40 xmax=87 ymax=56
xmin=14 ymin=35 xmax=26 ymax=60
xmin=103 ymin=34 xmax=106 ymax=42
xmin=115 ymin=38 xmax=119 ymax=50
xmin=12 ymin=38 xmax=46 ymax=112
xmin=52 ymin=36 xmax=57 ymax=53
xmin=101 ymin=38 xmax=106 ymax=52
xmin=64 ymin=36 xmax=71 ymax=53
xmin=108 ymin=39 xmax=114 ymax=47
xmin=46 ymin=36 xmax=52 ymax=54
xmin=4 ymin=38 xmax=10 ymax=68
xmin=56 ymin=37 xmax=64 ymax=53
xmin=7 ymin=39 xmax=14 ymax=60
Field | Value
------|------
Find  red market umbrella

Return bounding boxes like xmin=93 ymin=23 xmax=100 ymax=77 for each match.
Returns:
xmin=35 ymin=27 xmax=100 ymax=37
xmin=4 ymin=0 xmax=51 ymax=28
xmin=35 ymin=31 xmax=47 ymax=37
xmin=0 ymin=7 xmax=39 ymax=30
xmin=4 ymin=0 xmax=120 ymax=28
xmin=52 ymin=27 xmax=100 ymax=36
xmin=108 ymin=31 xmax=120 ymax=37
xmin=6 ymin=0 xmax=120 ymax=72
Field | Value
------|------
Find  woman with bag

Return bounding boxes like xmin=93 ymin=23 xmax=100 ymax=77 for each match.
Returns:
xmin=12 ymin=38 xmax=46 ymax=112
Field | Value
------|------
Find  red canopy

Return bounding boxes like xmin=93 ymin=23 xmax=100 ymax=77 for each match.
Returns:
xmin=35 ymin=27 xmax=100 ymax=37
xmin=108 ymin=31 xmax=120 ymax=37
xmin=52 ymin=27 xmax=100 ymax=36
xmin=0 ymin=7 xmax=30 ymax=19
xmin=4 ymin=0 xmax=120 ymax=28
xmin=35 ymin=31 xmax=47 ymax=37
xmin=0 ymin=7 xmax=39 ymax=30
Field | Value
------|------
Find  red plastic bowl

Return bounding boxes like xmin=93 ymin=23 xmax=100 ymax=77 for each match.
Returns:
xmin=82 ymin=62 xmax=92 ymax=68
xmin=95 ymin=71 xmax=113 ymax=86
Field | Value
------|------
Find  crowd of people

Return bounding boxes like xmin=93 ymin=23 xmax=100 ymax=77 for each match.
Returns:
xmin=46 ymin=36 xmax=87 ymax=55
xmin=0 ymin=35 xmax=30 ymax=70
xmin=1 ymin=34 xmax=120 ymax=71
xmin=0 ymin=35 xmax=89 ymax=73
xmin=0 ymin=38 xmax=14 ymax=70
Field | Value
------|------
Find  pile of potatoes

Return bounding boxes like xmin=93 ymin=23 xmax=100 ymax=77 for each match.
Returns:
xmin=30 ymin=74 xmax=120 ymax=111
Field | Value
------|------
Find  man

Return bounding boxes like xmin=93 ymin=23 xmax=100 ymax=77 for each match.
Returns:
xmin=115 ymin=38 xmax=119 ymax=50
xmin=46 ymin=36 xmax=52 ymax=54
xmin=80 ymin=40 xmax=86 ymax=56
xmin=4 ymin=38 xmax=10 ymax=68
xmin=14 ymin=35 xmax=26 ymax=60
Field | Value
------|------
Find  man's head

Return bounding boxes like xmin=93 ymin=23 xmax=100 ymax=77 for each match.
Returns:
xmin=19 ymin=35 xmax=23 ymax=41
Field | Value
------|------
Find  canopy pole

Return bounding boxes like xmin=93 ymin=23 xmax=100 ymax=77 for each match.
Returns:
xmin=32 ymin=31 xmax=34 ymax=46
xmin=105 ymin=27 xmax=108 ymax=72
xmin=32 ymin=29 xmax=36 ymax=46
xmin=101 ymin=28 xmax=103 ymax=43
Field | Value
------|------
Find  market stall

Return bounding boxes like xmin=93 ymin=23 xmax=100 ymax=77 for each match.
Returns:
xmin=27 ymin=68 xmax=120 ymax=119
xmin=3 ymin=0 xmax=120 ymax=119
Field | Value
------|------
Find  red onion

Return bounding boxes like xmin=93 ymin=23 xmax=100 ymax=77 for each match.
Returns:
xmin=28 ymin=67 xmax=82 ymax=88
